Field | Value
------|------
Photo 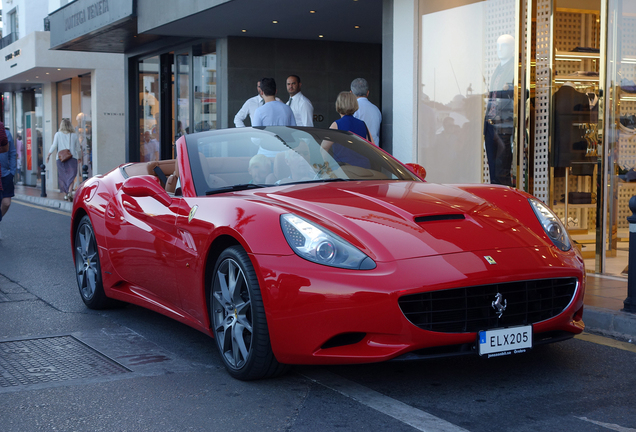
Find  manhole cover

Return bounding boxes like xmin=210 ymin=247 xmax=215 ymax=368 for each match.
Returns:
xmin=0 ymin=336 xmax=130 ymax=388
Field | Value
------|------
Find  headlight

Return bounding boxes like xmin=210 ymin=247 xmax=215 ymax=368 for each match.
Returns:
xmin=529 ymin=198 xmax=571 ymax=251
xmin=280 ymin=214 xmax=376 ymax=270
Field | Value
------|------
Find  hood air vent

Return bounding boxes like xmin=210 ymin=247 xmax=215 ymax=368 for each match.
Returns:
xmin=415 ymin=214 xmax=465 ymax=223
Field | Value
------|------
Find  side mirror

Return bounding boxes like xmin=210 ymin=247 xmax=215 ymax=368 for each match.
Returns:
xmin=405 ymin=163 xmax=427 ymax=180
xmin=122 ymin=175 xmax=172 ymax=207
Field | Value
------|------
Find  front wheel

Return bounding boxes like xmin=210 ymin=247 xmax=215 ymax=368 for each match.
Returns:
xmin=74 ymin=215 xmax=112 ymax=309
xmin=210 ymin=246 xmax=287 ymax=380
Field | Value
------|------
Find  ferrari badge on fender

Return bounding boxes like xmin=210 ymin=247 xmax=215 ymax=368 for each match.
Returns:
xmin=188 ymin=205 xmax=198 ymax=223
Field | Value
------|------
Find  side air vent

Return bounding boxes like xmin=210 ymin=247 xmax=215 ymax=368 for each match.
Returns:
xmin=415 ymin=214 xmax=465 ymax=223
xmin=321 ymin=332 xmax=366 ymax=349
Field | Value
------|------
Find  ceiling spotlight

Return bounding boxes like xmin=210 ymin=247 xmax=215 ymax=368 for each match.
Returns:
xmin=46 ymin=72 xmax=49 ymax=75
xmin=310 ymin=10 xmax=316 ymax=13
xmin=57 ymin=68 xmax=61 ymax=71
xmin=354 ymin=25 xmax=360 ymax=29
xmin=272 ymin=20 xmax=278 ymax=24
xmin=319 ymin=35 xmax=324 ymax=38
xmin=242 ymin=29 xmax=247 ymax=32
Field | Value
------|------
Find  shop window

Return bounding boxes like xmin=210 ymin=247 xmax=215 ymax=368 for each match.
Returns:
xmin=193 ymin=42 xmax=217 ymax=133
xmin=175 ymin=52 xmax=189 ymax=154
xmin=417 ymin=0 xmax=518 ymax=186
xmin=56 ymin=75 xmax=91 ymax=167
xmin=139 ymin=56 xmax=161 ymax=162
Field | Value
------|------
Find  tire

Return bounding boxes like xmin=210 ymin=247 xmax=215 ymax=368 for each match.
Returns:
xmin=74 ymin=215 xmax=111 ymax=309
xmin=210 ymin=246 xmax=288 ymax=380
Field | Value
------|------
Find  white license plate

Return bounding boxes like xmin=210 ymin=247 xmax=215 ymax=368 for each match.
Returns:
xmin=478 ymin=325 xmax=532 ymax=357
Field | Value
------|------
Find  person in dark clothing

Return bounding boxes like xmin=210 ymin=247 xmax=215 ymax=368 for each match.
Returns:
xmin=324 ymin=91 xmax=372 ymax=168
xmin=0 ymin=122 xmax=8 ymax=230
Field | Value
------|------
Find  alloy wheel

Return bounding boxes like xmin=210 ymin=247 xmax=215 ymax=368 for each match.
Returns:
xmin=212 ymin=258 xmax=253 ymax=370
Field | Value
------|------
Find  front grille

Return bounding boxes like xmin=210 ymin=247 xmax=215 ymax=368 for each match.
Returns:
xmin=398 ymin=278 xmax=578 ymax=333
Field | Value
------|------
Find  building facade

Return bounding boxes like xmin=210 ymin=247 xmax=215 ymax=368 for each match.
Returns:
xmin=0 ymin=0 xmax=124 ymax=188
xmin=38 ymin=0 xmax=636 ymax=277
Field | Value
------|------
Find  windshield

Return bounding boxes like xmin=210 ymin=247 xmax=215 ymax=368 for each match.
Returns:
xmin=185 ymin=127 xmax=421 ymax=196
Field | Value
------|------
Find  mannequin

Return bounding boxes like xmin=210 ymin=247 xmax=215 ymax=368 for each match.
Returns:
xmin=484 ymin=34 xmax=515 ymax=186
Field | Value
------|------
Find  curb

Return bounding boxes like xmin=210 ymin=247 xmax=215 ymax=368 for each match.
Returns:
xmin=14 ymin=194 xmax=72 ymax=212
xmin=583 ymin=306 xmax=636 ymax=342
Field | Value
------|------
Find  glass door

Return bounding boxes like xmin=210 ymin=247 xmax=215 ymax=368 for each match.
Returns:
xmin=605 ymin=0 xmax=636 ymax=275
xmin=193 ymin=42 xmax=217 ymax=134
xmin=138 ymin=56 xmax=161 ymax=162
xmin=547 ymin=0 xmax=604 ymax=269
xmin=175 ymin=51 xmax=190 ymax=155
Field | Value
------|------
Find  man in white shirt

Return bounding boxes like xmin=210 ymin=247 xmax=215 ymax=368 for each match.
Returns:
xmin=351 ymin=78 xmax=382 ymax=146
xmin=286 ymin=75 xmax=314 ymax=127
xmin=234 ymin=81 xmax=265 ymax=127
xmin=252 ymin=78 xmax=296 ymax=127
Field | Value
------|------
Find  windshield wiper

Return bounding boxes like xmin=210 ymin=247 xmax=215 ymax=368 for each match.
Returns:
xmin=206 ymin=183 xmax=268 ymax=195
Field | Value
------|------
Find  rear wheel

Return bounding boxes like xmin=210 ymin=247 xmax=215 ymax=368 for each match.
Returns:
xmin=74 ymin=215 xmax=111 ymax=309
xmin=210 ymin=246 xmax=287 ymax=380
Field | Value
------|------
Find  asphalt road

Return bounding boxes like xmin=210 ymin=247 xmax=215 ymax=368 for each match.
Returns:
xmin=1 ymin=200 xmax=635 ymax=432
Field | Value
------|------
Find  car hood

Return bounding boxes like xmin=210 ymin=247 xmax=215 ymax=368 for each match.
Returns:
xmin=258 ymin=181 xmax=544 ymax=261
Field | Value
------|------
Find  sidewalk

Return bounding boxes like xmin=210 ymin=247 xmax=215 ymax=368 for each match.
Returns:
xmin=12 ymin=184 xmax=636 ymax=342
xmin=14 ymin=183 xmax=72 ymax=212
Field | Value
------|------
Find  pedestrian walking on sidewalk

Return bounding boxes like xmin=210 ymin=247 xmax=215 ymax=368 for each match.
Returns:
xmin=0 ymin=122 xmax=8 ymax=239
xmin=0 ymin=124 xmax=16 ymax=239
xmin=46 ymin=118 xmax=81 ymax=201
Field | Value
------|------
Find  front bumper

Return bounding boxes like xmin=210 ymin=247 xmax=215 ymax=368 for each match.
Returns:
xmin=253 ymin=246 xmax=585 ymax=365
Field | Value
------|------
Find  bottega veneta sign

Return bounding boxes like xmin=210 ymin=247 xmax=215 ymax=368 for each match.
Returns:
xmin=49 ymin=0 xmax=133 ymax=49
xmin=65 ymin=0 xmax=110 ymax=31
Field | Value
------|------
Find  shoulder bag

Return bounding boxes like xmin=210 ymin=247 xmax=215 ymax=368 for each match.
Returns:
xmin=58 ymin=133 xmax=73 ymax=162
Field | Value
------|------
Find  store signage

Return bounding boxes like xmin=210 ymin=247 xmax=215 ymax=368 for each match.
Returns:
xmin=5 ymin=50 xmax=20 ymax=61
xmin=48 ymin=0 xmax=133 ymax=49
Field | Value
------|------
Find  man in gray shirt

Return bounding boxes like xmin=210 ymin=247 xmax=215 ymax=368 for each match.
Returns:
xmin=253 ymin=78 xmax=296 ymax=127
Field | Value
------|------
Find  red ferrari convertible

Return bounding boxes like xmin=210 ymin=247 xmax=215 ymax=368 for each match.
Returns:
xmin=71 ymin=127 xmax=585 ymax=380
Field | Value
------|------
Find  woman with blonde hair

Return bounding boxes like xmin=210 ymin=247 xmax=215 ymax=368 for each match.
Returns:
xmin=323 ymin=91 xmax=373 ymax=168
xmin=46 ymin=118 xmax=81 ymax=200
xmin=329 ymin=91 xmax=374 ymax=143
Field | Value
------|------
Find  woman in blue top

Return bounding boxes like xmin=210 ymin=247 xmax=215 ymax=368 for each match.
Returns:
xmin=330 ymin=91 xmax=374 ymax=143
xmin=324 ymin=92 xmax=373 ymax=168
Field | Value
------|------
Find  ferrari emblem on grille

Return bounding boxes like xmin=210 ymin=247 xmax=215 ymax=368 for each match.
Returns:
xmin=492 ymin=293 xmax=507 ymax=318
xmin=188 ymin=205 xmax=198 ymax=223
xmin=484 ymin=256 xmax=497 ymax=265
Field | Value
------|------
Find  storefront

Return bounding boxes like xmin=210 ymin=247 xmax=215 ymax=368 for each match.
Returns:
xmin=0 ymin=27 xmax=123 ymax=191
xmin=132 ymin=41 xmax=217 ymax=163
xmin=2 ymin=87 xmax=43 ymax=186
xmin=46 ymin=0 xmax=636 ymax=276
xmin=48 ymin=0 xmax=383 ymax=164
xmin=413 ymin=0 xmax=635 ymax=276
